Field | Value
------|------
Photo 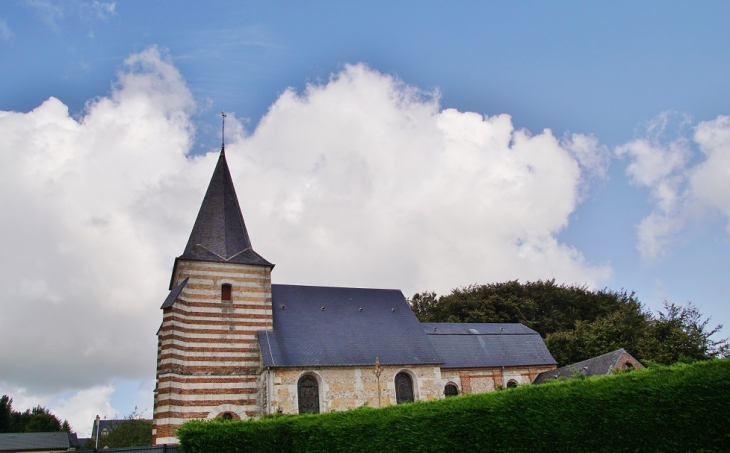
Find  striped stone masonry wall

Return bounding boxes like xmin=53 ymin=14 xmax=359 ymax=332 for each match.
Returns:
xmin=153 ymin=260 xmax=272 ymax=445
xmin=440 ymin=365 xmax=556 ymax=395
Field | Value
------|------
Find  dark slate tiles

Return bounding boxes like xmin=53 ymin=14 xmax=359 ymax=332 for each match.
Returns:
xmin=161 ymin=277 xmax=188 ymax=309
xmin=423 ymin=322 xmax=556 ymax=369
xmin=179 ymin=149 xmax=272 ymax=267
xmin=0 ymin=432 xmax=76 ymax=450
xmin=259 ymin=284 xmax=443 ymax=368
xmin=532 ymin=348 xmax=631 ymax=384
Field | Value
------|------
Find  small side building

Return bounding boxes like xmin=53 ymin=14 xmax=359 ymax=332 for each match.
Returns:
xmin=423 ymin=323 xmax=557 ymax=392
xmin=532 ymin=348 xmax=644 ymax=384
xmin=0 ymin=432 xmax=79 ymax=453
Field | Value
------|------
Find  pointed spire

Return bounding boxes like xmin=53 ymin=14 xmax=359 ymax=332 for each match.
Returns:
xmin=179 ymin=149 xmax=272 ymax=267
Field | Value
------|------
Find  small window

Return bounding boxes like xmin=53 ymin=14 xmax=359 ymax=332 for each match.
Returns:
xmin=221 ymin=412 xmax=233 ymax=420
xmin=298 ymin=375 xmax=320 ymax=414
xmin=395 ymin=372 xmax=415 ymax=404
xmin=101 ymin=428 xmax=108 ymax=436
xmin=623 ymin=362 xmax=634 ymax=370
xmin=444 ymin=384 xmax=459 ymax=397
xmin=222 ymin=284 xmax=232 ymax=301
xmin=506 ymin=379 xmax=518 ymax=388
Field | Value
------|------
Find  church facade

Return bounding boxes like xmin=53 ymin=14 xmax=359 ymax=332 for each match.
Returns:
xmin=152 ymin=149 xmax=557 ymax=445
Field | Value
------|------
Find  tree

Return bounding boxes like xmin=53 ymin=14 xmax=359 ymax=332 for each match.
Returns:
xmin=83 ymin=408 xmax=153 ymax=449
xmin=649 ymin=302 xmax=729 ymax=363
xmin=410 ymin=280 xmax=728 ymax=366
xmin=0 ymin=395 xmax=13 ymax=433
xmin=0 ymin=397 xmax=68 ymax=434
xmin=103 ymin=419 xmax=153 ymax=448
xmin=23 ymin=406 xmax=62 ymax=433
xmin=544 ymin=304 xmax=656 ymax=365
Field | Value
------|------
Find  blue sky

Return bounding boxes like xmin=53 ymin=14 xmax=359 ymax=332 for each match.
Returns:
xmin=1 ymin=0 xmax=729 ymax=436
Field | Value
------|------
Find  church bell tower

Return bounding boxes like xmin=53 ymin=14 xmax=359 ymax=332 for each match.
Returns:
xmin=152 ymin=146 xmax=274 ymax=445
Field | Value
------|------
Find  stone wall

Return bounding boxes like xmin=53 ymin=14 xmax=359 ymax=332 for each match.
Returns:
xmin=153 ymin=260 xmax=272 ymax=445
xmin=440 ymin=365 xmax=557 ymax=395
xmin=267 ymin=365 xmax=443 ymax=414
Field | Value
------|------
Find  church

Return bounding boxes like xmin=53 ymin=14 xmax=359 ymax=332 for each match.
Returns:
xmin=152 ymin=147 xmax=557 ymax=445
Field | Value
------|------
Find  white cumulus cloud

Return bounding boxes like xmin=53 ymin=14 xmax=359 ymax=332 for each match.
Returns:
xmin=617 ymin=113 xmax=730 ymax=259
xmin=226 ymin=64 xmax=610 ymax=294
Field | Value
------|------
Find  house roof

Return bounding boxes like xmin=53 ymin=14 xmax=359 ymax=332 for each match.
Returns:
xmin=177 ymin=148 xmax=272 ymax=269
xmin=0 ymin=432 xmax=78 ymax=451
xmin=532 ymin=348 xmax=636 ymax=384
xmin=161 ymin=277 xmax=188 ymax=309
xmin=422 ymin=323 xmax=557 ymax=369
xmin=258 ymin=284 xmax=443 ymax=368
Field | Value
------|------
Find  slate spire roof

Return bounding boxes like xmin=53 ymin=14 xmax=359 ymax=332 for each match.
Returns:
xmin=178 ymin=147 xmax=272 ymax=267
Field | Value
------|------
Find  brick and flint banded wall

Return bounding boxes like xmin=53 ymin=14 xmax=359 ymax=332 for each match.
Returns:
xmin=440 ymin=365 xmax=557 ymax=395
xmin=153 ymin=260 xmax=272 ymax=445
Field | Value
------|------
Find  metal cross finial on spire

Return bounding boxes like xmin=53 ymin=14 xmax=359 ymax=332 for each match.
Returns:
xmin=221 ymin=111 xmax=227 ymax=151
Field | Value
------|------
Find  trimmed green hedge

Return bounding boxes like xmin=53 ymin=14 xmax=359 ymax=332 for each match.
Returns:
xmin=178 ymin=359 xmax=730 ymax=453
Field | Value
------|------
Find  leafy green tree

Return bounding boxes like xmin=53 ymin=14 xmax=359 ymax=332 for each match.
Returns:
xmin=649 ymin=302 xmax=729 ymax=363
xmin=0 ymin=395 xmax=13 ymax=433
xmin=410 ymin=280 xmax=728 ymax=366
xmin=544 ymin=304 xmax=657 ymax=365
xmin=0 ymin=398 xmax=67 ymax=434
xmin=103 ymin=419 xmax=153 ymax=448
xmin=23 ymin=406 xmax=62 ymax=432
xmin=83 ymin=408 xmax=152 ymax=449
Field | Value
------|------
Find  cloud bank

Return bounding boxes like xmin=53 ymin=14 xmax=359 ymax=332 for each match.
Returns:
xmin=617 ymin=113 xmax=730 ymax=259
xmin=0 ymin=48 xmax=611 ymax=433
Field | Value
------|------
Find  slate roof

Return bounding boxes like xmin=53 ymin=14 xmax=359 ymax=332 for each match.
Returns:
xmin=0 ymin=432 xmax=78 ymax=451
xmin=258 ymin=284 xmax=443 ymax=368
xmin=532 ymin=348 xmax=638 ymax=384
xmin=172 ymin=149 xmax=271 ymax=287
xmin=422 ymin=322 xmax=557 ymax=369
xmin=161 ymin=277 xmax=188 ymax=309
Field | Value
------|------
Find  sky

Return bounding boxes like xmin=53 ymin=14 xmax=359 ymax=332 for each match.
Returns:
xmin=1 ymin=0 xmax=729 ymax=437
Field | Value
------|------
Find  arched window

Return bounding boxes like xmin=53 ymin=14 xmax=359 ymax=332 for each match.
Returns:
xmin=221 ymin=412 xmax=233 ymax=420
xmin=298 ymin=375 xmax=320 ymax=414
xmin=506 ymin=379 xmax=518 ymax=388
xmin=444 ymin=383 xmax=459 ymax=397
xmin=395 ymin=372 xmax=414 ymax=404
xmin=101 ymin=428 xmax=108 ymax=436
xmin=221 ymin=284 xmax=232 ymax=301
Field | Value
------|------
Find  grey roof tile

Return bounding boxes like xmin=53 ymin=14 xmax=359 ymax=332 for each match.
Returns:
xmin=178 ymin=149 xmax=272 ymax=268
xmin=0 ymin=432 xmax=74 ymax=450
xmin=532 ymin=348 xmax=636 ymax=384
xmin=423 ymin=322 xmax=557 ymax=368
xmin=161 ymin=277 xmax=188 ymax=309
xmin=259 ymin=284 xmax=443 ymax=368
